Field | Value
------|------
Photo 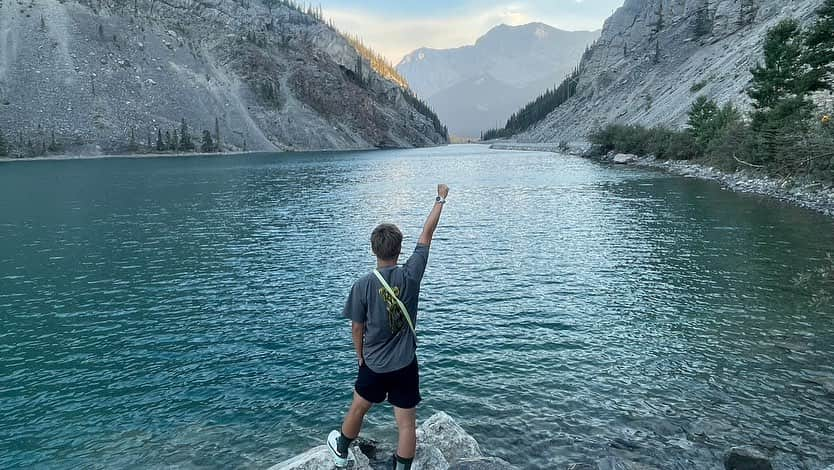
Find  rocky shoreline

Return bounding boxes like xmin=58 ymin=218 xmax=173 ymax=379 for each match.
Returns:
xmin=490 ymin=142 xmax=834 ymax=217
xmin=268 ymin=412 xmax=516 ymax=470
xmin=269 ymin=412 xmax=833 ymax=470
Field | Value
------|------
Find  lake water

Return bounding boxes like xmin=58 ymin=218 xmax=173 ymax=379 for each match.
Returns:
xmin=1 ymin=145 xmax=833 ymax=469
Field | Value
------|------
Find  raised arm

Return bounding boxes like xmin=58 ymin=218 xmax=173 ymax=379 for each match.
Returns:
xmin=418 ymin=184 xmax=449 ymax=246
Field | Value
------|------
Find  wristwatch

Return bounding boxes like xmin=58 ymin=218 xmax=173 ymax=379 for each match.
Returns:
xmin=436 ymin=196 xmax=446 ymax=204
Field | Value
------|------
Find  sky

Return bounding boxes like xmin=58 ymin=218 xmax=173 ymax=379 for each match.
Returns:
xmin=317 ymin=0 xmax=626 ymax=64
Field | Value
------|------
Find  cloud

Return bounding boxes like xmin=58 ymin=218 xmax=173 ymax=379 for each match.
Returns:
xmin=326 ymin=3 xmax=606 ymax=64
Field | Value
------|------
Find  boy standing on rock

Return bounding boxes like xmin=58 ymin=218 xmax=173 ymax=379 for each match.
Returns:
xmin=328 ymin=184 xmax=450 ymax=470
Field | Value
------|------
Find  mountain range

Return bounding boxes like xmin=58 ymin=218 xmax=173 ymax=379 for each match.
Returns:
xmin=396 ymin=23 xmax=599 ymax=138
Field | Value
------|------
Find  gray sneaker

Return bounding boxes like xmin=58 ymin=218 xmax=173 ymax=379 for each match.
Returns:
xmin=327 ymin=430 xmax=349 ymax=467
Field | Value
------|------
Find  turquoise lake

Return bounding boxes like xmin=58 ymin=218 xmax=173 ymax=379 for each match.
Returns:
xmin=1 ymin=144 xmax=833 ymax=469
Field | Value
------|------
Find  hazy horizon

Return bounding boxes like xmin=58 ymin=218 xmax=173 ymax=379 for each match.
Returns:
xmin=317 ymin=0 xmax=624 ymax=63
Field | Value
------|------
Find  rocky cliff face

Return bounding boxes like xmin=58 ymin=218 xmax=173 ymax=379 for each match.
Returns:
xmin=0 ymin=0 xmax=447 ymax=155
xmin=514 ymin=0 xmax=826 ymax=143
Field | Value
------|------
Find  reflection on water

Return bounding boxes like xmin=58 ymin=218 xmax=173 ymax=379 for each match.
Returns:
xmin=1 ymin=145 xmax=832 ymax=469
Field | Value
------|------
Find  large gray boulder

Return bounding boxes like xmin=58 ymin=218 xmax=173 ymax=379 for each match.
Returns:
xmin=267 ymin=445 xmax=371 ymax=470
xmin=416 ymin=411 xmax=483 ymax=464
xmin=269 ymin=412 xmax=514 ymax=470
xmin=723 ymin=446 xmax=773 ymax=470
xmin=414 ymin=445 xmax=449 ymax=470
xmin=612 ymin=153 xmax=638 ymax=165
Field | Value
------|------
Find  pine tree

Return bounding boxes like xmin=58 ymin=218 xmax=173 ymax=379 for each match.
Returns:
xmin=749 ymin=19 xmax=809 ymax=111
xmin=687 ymin=96 xmax=719 ymax=148
xmin=201 ymin=130 xmax=214 ymax=153
xmin=355 ymin=55 xmax=363 ymax=84
xmin=749 ymin=19 xmax=815 ymax=164
xmin=214 ymin=117 xmax=221 ymax=152
xmin=804 ymin=0 xmax=834 ymax=92
xmin=171 ymin=129 xmax=179 ymax=151
xmin=156 ymin=129 xmax=165 ymax=151
xmin=127 ymin=127 xmax=138 ymax=152
xmin=165 ymin=130 xmax=172 ymax=150
xmin=179 ymin=118 xmax=193 ymax=150
xmin=47 ymin=130 xmax=57 ymax=152
xmin=0 ymin=128 xmax=7 ymax=157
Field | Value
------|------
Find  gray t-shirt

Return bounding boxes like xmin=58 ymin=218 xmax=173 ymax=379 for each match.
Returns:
xmin=343 ymin=243 xmax=430 ymax=373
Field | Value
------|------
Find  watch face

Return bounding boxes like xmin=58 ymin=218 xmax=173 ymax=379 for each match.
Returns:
xmin=436 ymin=196 xmax=441 ymax=201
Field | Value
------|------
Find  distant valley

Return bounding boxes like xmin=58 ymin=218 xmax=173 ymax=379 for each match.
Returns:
xmin=396 ymin=23 xmax=599 ymax=138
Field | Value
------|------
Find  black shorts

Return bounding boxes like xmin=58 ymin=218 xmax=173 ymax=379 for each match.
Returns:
xmin=355 ymin=357 xmax=421 ymax=409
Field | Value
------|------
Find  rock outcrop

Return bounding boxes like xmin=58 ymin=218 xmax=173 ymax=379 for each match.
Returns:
xmin=722 ymin=446 xmax=773 ymax=470
xmin=268 ymin=412 xmax=515 ymax=470
xmin=612 ymin=153 xmax=638 ymax=164
xmin=0 ymin=0 xmax=447 ymax=155
xmin=512 ymin=0 xmax=828 ymax=143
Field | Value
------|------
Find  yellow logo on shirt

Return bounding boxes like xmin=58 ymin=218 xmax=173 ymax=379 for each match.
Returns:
xmin=379 ymin=286 xmax=405 ymax=334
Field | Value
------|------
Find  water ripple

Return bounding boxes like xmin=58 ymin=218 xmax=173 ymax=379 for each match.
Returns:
xmin=1 ymin=146 xmax=833 ymax=469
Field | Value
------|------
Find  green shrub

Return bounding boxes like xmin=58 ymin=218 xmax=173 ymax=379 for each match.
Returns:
xmin=690 ymin=80 xmax=709 ymax=92
xmin=589 ymin=124 xmax=698 ymax=160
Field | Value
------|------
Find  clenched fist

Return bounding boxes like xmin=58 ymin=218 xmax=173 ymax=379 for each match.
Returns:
xmin=437 ymin=184 xmax=450 ymax=199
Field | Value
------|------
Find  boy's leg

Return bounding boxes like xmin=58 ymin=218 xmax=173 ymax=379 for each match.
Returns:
xmin=393 ymin=406 xmax=417 ymax=459
xmin=342 ymin=391 xmax=373 ymax=439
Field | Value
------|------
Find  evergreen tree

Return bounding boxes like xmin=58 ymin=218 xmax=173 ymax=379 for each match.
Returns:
xmin=687 ymin=96 xmax=719 ymax=146
xmin=749 ymin=19 xmax=816 ymax=165
xmin=804 ymin=0 xmax=834 ymax=92
xmin=214 ymin=117 xmax=221 ymax=151
xmin=47 ymin=130 xmax=58 ymax=152
xmin=0 ymin=128 xmax=7 ymax=157
xmin=171 ymin=129 xmax=179 ymax=151
xmin=156 ymin=129 xmax=165 ymax=151
xmin=127 ymin=127 xmax=138 ymax=152
xmin=165 ymin=130 xmax=172 ymax=150
xmin=748 ymin=19 xmax=810 ymax=112
xmin=179 ymin=118 xmax=193 ymax=150
xmin=201 ymin=129 xmax=214 ymax=153
xmin=687 ymin=98 xmax=742 ymax=151
xmin=354 ymin=55 xmax=364 ymax=84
